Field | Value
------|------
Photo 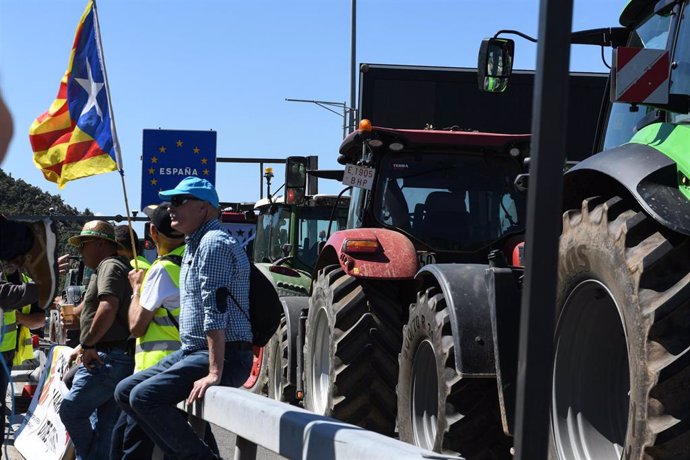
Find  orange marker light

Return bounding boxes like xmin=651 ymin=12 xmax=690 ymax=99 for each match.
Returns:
xmin=342 ymin=238 xmax=380 ymax=254
xmin=359 ymin=119 xmax=373 ymax=132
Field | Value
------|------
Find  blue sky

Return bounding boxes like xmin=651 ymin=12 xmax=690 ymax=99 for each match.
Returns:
xmin=1 ymin=0 xmax=622 ymax=225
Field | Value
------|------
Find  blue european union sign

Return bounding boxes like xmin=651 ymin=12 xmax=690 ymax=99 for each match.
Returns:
xmin=141 ymin=129 xmax=217 ymax=209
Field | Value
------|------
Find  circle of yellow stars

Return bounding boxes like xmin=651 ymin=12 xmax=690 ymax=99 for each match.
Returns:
xmin=149 ymin=140 xmax=210 ymax=186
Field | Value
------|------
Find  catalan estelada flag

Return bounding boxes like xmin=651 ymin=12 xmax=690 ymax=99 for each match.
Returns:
xmin=29 ymin=0 xmax=122 ymax=188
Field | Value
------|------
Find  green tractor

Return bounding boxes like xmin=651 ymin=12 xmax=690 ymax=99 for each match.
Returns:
xmin=550 ymin=3 xmax=690 ymax=457
xmin=242 ymin=157 xmax=350 ymax=396
xmin=402 ymin=1 xmax=690 ymax=458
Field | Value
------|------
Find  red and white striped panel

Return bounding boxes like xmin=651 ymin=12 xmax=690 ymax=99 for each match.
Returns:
xmin=614 ymin=47 xmax=670 ymax=105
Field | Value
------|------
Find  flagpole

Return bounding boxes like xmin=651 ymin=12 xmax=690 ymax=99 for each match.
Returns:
xmin=91 ymin=0 xmax=139 ymax=269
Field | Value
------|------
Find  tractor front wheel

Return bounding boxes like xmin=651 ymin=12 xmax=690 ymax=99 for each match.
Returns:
xmin=398 ymin=286 xmax=511 ymax=458
xmin=303 ymin=265 xmax=402 ymax=435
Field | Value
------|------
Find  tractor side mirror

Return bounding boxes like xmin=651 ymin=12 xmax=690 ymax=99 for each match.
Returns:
xmin=285 ymin=156 xmax=307 ymax=205
xmin=478 ymin=38 xmax=514 ymax=93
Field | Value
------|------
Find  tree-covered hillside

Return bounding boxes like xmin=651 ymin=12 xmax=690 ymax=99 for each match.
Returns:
xmin=0 ymin=168 xmax=93 ymax=263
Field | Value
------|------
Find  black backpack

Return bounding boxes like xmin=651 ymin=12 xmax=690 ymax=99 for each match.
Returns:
xmin=224 ymin=263 xmax=283 ymax=347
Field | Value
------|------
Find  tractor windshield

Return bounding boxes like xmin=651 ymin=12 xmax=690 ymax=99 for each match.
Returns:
xmin=602 ymin=8 xmax=673 ymax=149
xmin=295 ymin=206 xmax=348 ymax=269
xmin=373 ymin=151 xmax=524 ymax=251
xmin=253 ymin=204 xmax=349 ymax=269
xmin=254 ymin=206 xmax=291 ymax=263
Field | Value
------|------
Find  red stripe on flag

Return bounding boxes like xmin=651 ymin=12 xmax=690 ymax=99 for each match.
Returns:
xmin=619 ymin=54 xmax=669 ymax=102
xmin=616 ymin=47 xmax=640 ymax=71
xmin=34 ymin=103 xmax=69 ymax=124
xmin=43 ymin=159 xmax=65 ymax=178
xmin=29 ymin=128 xmax=74 ymax=153
xmin=71 ymin=17 xmax=85 ymax=54
xmin=42 ymin=140 xmax=106 ymax=178
xmin=57 ymin=81 xmax=67 ymax=100
xmin=64 ymin=140 xmax=107 ymax=165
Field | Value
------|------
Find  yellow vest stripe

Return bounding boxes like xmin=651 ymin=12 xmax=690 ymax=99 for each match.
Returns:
xmin=135 ymin=340 xmax=181 ymax=353
xmin=134 ymin=245 xmax=185 ymax=372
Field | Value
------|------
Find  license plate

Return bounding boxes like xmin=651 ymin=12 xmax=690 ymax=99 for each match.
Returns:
xmin=342 ymin=164 xmax=375 ymax=190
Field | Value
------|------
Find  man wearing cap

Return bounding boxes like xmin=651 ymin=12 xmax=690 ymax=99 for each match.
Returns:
xmin=115 ymin=177 xmax=252 ymax=459
xmin=58 ymin=220 xmax=135 ymax=460
xmin=111 ymin=203 xmax=186 ymax=459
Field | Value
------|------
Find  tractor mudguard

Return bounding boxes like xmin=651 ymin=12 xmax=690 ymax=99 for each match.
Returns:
xmin=564 ymin=142 xmax=690 ymax=235
xmin=315 ymin=228 xmax=419 ymax=280
xmin=254 ymin=263 xmax=311 ymax=297
xmin=416 ymin=264 xmax=496 ymax=377
xmin=485 ymin=266 xmax=523 ymax=437
xmin=279 ymin=296 xmax=309 ymax=390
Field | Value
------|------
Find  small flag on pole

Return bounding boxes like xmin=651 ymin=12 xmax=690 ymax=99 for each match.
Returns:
xmin=29 ymin=0 xmax=122 ymax=188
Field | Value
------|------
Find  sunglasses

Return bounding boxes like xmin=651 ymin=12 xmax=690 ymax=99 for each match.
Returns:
xmin=78 ymin=239 xmax=99 ymax=251
xmin=170 ymin=195 xmax=200 ymax=207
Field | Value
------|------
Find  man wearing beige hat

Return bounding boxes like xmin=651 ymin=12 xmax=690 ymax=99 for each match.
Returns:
xmin=58 ymin=220 xmax=135 ymax=460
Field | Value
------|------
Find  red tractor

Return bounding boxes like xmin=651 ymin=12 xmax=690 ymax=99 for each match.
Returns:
xmin=286 ymin=121 xmax=528 ymax=456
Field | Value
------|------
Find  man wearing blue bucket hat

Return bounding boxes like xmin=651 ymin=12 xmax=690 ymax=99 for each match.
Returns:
xmin=114 ymin=176 xmax=252 ymax=459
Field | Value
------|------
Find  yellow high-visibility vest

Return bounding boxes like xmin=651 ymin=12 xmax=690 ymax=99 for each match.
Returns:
xmin=130 ymin=255 xmax=152 ymax=271
xmin=134 ymin=245 xmax=184 ymax=371
xmin=1 ymin=273 xmax=35 ymax=365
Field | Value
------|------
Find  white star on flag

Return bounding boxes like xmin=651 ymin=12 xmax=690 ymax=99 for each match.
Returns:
xmin=75 ymin=57 xmax=104 ymax=119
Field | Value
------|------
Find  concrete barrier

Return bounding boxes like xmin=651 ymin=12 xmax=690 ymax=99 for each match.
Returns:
xmin=178 ymin=387 xmax=463 ymax=460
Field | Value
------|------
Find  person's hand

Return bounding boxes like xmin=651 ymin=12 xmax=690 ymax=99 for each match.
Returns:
xmin=52 ymin=296 xmax=63 ymax=309
xmin=60 ymin=309 xmax=79 ymax=330
xmin=187 ymin=372 xmax=221 ymax=404
xmin=57 ymin=254 xmax=70 ymax=275
xmin=69 ymin=346 xmax=82 ymax=365
xmin=81 ymin=348 xmax=103 ymax=371
xmin=128 ymin=269 xmax=145 ymax=293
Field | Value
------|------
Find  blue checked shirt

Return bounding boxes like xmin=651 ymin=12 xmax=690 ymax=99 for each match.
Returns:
xmin=179 ymin=218 xmax=252 ymax=352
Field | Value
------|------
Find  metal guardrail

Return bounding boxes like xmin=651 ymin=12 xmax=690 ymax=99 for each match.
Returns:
xmin=178 ymin=387 xmax=463 ymax=460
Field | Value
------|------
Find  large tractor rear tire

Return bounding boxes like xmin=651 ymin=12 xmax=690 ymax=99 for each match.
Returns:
xmin=553 ymin=195 xmax=690 ymax=459
xmin=303 ymin=265 xmax=402 ymax=435
xmin=398 ymin=286 xmax=512 ymax=459
xmin=266 ymin=316 xmax=296 ymax=403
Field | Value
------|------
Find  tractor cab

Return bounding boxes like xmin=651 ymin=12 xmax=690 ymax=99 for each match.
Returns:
xmin=338 ymin=122 xmax=530 ymax=263
xmin=253 ymin=194 xmax=349 ymax=296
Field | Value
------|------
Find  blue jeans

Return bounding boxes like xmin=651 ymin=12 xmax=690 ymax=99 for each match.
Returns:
xmin=109 ymin=411 xmax=220 ymax=460
xmin=0 ymin=353 xmax=12 ymax=446
xmin=59 ymin=349 xmax=134 ymax=460
xmin=114 ymin=346 xmax=252 ymax=460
